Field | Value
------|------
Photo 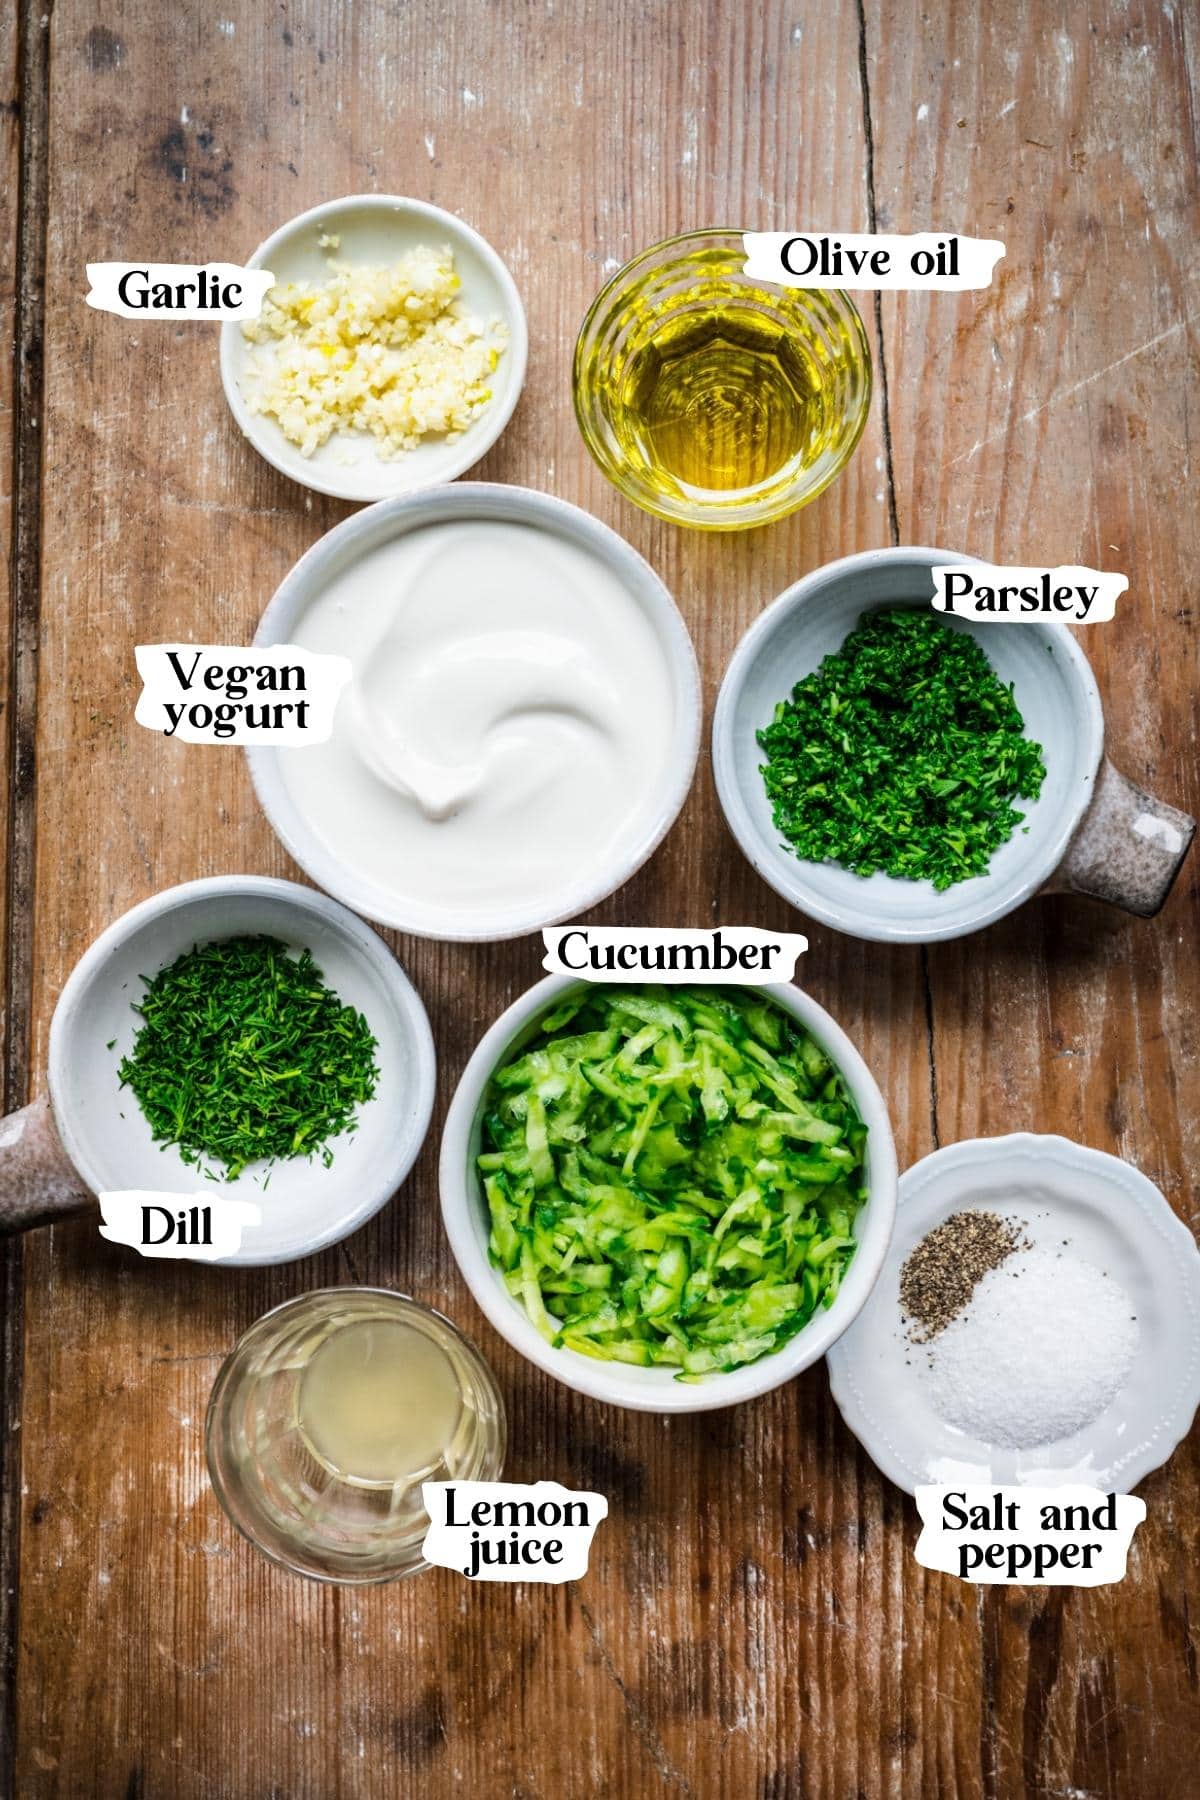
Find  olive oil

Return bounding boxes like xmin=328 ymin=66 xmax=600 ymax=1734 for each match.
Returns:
xmin=573 ymin=233 xmax=872 ymax=529
xmin=621 ymin=306 xmax=821 ymax=494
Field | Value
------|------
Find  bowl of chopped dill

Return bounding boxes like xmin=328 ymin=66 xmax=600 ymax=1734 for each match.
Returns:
xmin=0 ymin=877 xmax=435 ymax=1263
xmin=440 ymin=975 xmax=897 ymax=1412
xmin=713 ymin=546 xmax=1195 ymax=943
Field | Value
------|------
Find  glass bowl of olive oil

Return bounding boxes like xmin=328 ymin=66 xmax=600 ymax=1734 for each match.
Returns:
xmin=573 ymin=230 xmax=872 ymax=530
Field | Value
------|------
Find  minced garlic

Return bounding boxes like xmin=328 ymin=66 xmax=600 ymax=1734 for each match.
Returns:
xmin=240 ymin=243 xmax=508 ymax=459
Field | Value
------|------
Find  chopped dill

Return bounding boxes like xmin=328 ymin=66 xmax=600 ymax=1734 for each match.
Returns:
xmin=117 ymin=935 xmax=379 ymax=1180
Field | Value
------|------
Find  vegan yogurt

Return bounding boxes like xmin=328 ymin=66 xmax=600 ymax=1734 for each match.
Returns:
xmin=273 ymin=516 xmax=682 ymax=933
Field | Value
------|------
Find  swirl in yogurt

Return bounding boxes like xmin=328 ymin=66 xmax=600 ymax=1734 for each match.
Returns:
xmin=278 ymin=519 xmax=678 ymax=931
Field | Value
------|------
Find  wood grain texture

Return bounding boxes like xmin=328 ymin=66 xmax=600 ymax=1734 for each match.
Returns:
xmin=863 ymin=3 xmax=1200 ymax=1791
xmin=4 ymin=1 xmax=1197 ymax=1796
xmin=1 ymin=0 xmax=42 ymax=1783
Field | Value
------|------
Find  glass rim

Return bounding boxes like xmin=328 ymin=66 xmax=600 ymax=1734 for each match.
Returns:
xmin=574 ymin=228 xmax=872 ymax=354
xmin=212 ymin=1284 xmax=469 ymax=1344
xmin=572 ymin=230 xmax=873 ymax=530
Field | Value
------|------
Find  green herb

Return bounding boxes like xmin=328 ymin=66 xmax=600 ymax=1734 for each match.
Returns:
xmin=477 ymin=986 xmax=866 ymax=1379
xmin=757 ymin=608 xmax=1047 ymax=890
xmin=118 ymin=936 xmax=379 ymax=1180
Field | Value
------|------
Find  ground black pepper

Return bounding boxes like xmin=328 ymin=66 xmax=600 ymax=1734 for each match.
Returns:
xmin=899 ymin=1209 xmax=1029 ymax=1343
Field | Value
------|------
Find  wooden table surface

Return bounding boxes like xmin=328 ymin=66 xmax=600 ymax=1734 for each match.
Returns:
xmin=2 ymin=1 xmax=1198 ymax=1794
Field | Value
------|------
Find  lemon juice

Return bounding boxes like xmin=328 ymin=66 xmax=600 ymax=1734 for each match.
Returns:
xmin=297 ymin=1317 xmax=463 ymax=1484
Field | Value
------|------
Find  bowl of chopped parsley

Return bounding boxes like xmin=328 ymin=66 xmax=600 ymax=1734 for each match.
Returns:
xmin=439 ymin=975 xmax=897 ymax=1412
xmin=713 ymin=547 xmax=1107 ymax=942
xmin=47 ymin=876 xmax=435 ymax=1264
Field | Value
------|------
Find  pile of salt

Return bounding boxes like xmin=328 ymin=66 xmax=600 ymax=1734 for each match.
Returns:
xmin=923 ymin=1247 xmax=1139 ymax=1449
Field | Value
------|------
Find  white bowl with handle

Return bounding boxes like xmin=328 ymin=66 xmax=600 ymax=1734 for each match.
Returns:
xmin=1 ymin=876 xmax=435 ymax=1265
xmin=713 ymin=546 xmax=1194 ymax=942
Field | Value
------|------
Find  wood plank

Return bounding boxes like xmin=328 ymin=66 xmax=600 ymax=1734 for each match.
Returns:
xmin=863 ymin=0 xmax=1200 ymax=1794
xmin=1 ymin=0 xmax=45 ymax=1789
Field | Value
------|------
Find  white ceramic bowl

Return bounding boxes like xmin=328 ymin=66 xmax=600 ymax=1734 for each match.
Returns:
xmin=440 ymin=973 xmax=898 ymax=1412
xmin=47 ymin=876 xmax=436 ymax=1265
xmin=713 ymin=547 xmax=1105 ymax=942
xmin=248 ymin=483 xmax=703 ymax=940
xmin=219 ymin=195 xmax=528 ymax=502
xmin=827 ymin=1134 xmax=1200 ymax=1493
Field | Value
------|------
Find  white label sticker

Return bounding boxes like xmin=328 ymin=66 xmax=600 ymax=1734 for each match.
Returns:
xmin=914 ymin=1486 xmax=1145 ymax=1586
xmin=134 ymin=644 xmax=352 ymax=744
xmin=931 ymin=564 xmax=1127 ymax=624
xmin=541 ymin=926 xmax=808 ymax=982
xmin=421 ymin=1480 xmax=608 ymax=1582
xmin=98 ymin=1192 xmax=261 ymax=1260
xmin=85 ymin=261 xmax=274 ymax=320
xmin=742 ymin=232 xmax=1005 ymax=291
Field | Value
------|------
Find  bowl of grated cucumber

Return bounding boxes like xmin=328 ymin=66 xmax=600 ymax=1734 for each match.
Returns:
xmin=440 ymin=974 xmax=897 ymax=1411
xmin=713 ymin=546 xmax=1195 ymax=943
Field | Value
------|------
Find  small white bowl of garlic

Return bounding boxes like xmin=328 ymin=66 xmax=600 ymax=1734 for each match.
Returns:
xmin=219 ymin=194 xmax=528 ymax=502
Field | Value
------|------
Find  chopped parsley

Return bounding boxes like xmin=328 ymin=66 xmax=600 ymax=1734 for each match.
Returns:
xmin=757 ymin=608 xmax=1047 ymax=890
xmin=118 ymin=936 xmax=379 ymax=1180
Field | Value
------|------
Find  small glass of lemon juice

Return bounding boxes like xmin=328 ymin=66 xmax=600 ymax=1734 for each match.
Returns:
xmin=573 ymin=230 xmax=872 ymax=530
xmin=206 ymin=1289 xmax=505 ymax=1583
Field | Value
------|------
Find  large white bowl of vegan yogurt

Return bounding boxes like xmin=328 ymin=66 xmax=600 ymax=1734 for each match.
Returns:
xmin=248 ymin=485 xmax=702 ymax=939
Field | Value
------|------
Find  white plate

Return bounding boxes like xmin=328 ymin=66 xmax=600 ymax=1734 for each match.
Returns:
xmin=826 ymin=1134 xmax=1200 ymax=1493
xmin=219 ymin=195 xmax=528 ymax=502
xmin=48 ymin=876 xmax=436 ymax=1266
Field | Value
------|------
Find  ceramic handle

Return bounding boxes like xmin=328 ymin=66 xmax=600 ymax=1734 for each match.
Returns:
xmin=0 ymin=1095 xmax=94 ymax=1234
xmin=1047 ymin=757 xmax=1196 ymax=916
